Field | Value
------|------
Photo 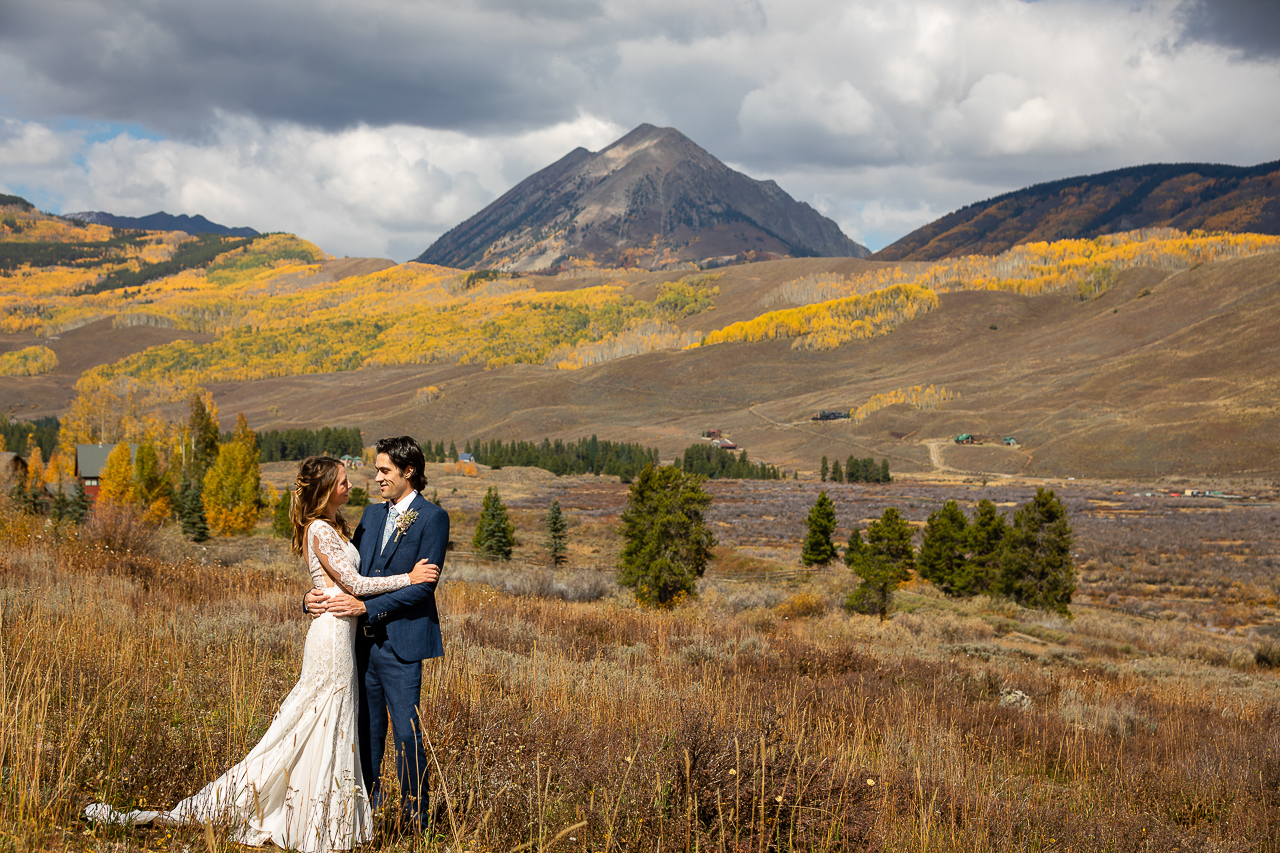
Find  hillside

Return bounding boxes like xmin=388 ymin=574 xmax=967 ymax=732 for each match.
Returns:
xmin=416 ymin=123 xmax=869 ymax=271
xmin=4 ymin=194 xmax=1280 ymax=481
xmin=63 ymin=210 xmax=259 ymax=237
xmin=876 ymin=160 xmax=1280 ymax=261
xmin=200 ymin=251 xmax=1280 ymax=481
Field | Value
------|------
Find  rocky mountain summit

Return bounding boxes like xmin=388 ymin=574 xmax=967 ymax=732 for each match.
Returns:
xmin=417 ymin=124 xmax=868 ymax=271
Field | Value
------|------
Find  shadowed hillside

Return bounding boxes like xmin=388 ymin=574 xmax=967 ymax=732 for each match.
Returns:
xmin=877 ymin=160 xmax=1280 ymax=261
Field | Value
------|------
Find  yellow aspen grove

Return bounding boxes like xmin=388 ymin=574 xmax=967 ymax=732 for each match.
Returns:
xmin=201 ymin=415 xmax=260 ymax=536
xmin=97 ymin=443 xmax=135 ymax=507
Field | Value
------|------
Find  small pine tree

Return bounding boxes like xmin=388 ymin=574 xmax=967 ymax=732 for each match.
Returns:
xmin=820 ymin=456 xmax=828 ymax=482
xmin=994 ymin=488 xmax=1075 ymax=614
xmin=272 ymin=489 xmax=292 ymax=538
xmin=473 ymin=486 xmax=515 ymax=560
xmin=879 ymin=459 xmax=891 ymax=483
xmin=617 ymin=464 xmax=715 ymax=607
xmin=801 ymin=490 xmax=838 ymax=566
xmin=918 ymin=501 xmax=970 ymax=595
xmin=845 ymin=455 xmax=857 ymax=483
xmin=448 ymin=441 xmax=459 ymax=462
xmin=546 ymin=499 xmax=568 ymax=567
xmin=844 ymin=526 xmax=867 ymax=567
xmin=830 ymin=459 xmax=843 ymax=483
xmin=963 ymin=499 xmax=1007 ymax=594
xmin=69 ymin=479 xmax=90 ymax=524
xmin=180 ymin=481 xmax=211 ymax=543
xmin=846 ymin=507 xmax=915 ymax=620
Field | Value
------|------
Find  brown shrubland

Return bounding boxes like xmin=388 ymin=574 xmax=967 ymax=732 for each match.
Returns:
xmin=2 ymin=478 xmax=1279 ymax=852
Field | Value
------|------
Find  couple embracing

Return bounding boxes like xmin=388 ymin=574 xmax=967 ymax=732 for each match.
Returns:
xmin=87 ymin=436 xmax=449 ymax=852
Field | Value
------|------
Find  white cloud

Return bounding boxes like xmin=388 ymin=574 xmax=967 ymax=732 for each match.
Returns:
xmin=1 ymin=0 xmax=1278 ymax=255
xmin=0 ymin=113 xmax=625 ymax=260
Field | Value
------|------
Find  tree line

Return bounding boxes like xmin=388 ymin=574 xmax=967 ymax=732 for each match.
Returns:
xmin=466 ymin=436 xmax=660 ymax=481
xmin=821 ymin=455 xmax=891 ymax=483
xmin=250 ymin=427 xmax=363 ymax=462
xmin=802 ymin=489 xmax=1074 ymax=618
xmin=677 ymin=444 xmax=783 ymax=480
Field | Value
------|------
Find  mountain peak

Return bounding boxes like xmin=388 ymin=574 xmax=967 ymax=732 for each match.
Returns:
xmin=417 ymin=124 xmax=868 ymax=271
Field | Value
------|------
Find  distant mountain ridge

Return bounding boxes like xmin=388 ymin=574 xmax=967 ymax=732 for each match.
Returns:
xmin=63 ymin=210 xmax=258 ymax=237
xmin=417 ymin=124 xmax=868 ymax=271
xmin=875 ymin=160 xmax=1280 ymax=261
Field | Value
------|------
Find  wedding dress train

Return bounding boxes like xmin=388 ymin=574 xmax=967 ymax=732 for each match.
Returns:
xmin=86 ymin=520 xmax=410 ymax=852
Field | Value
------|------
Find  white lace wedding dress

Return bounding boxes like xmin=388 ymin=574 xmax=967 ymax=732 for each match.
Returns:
xmin=86 ymin=520 xmax=410 ymax=852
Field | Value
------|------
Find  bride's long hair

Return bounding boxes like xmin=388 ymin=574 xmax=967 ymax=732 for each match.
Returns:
xmin=289 ymin=456 xmax=352 ymax=557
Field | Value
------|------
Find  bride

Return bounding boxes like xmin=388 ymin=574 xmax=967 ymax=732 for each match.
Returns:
xmin=85 ymin=456 xmax=438 ymax=852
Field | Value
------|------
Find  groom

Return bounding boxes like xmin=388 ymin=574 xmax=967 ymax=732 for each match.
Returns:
xmin=306 ymin=435 xmax=449 ymax=831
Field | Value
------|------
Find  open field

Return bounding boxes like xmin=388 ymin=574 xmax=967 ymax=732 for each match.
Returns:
xmin=3 ymin=473 xmax=1280 ymax=851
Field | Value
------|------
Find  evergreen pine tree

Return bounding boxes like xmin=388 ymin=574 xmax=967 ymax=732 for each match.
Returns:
xmin=186 ymin=393 xmax=221 ymax=483
xmin=69 ymin=479 xmax=90 ymax=524
xmin=866 ymin=506 xmax=915 ymax=572
xmin=801 ymin=490 xmax=838 ymax=566
xmin=830 ymin=459 xmax=843 ymax=483
xmin=994 ymin=488 xmax=1075 ymax=614
xmin=272 ymin=489 xmax=292 ymax=538
xmin=180 ymin=481 xmax=211 ymax=543
xmin=50 ymin=486 xmax=70 ymax=524
xmin=845 ymin=455 xmax=857 ymax=483
xmin=473 ymin=486 xmax=515 ymax=559
xmin=879 ymin=459 xmax=891 ymax=483
xmin=846 ymin=507 xmax=915 ymax=620
xmin=449 ymin=441 xmax=458 ymax=462
xmin=820 ymin=456 xmax=828 ymax=482
xmin=617 ymin=465 xmax=715 ymax=606
xmin=918 ymin=500 xmax=970 ymax=595
xmin=963 ymin=499 xmax=1007 ymax=595
xmin=844 ymin=526 xmax=867 ymax=567
xmin=546 ymin=499 xmax=568 ymax=567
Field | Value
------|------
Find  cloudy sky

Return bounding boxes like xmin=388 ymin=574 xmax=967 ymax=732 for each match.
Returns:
xmin=1 ymin=0 xmax=1277 ymax=260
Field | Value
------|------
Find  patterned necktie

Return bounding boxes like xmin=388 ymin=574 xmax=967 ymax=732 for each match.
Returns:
xmin=380 ymin=506 xmax=398 ymax=554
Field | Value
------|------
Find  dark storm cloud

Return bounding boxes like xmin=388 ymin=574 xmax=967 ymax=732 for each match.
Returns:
xmin=0 ymin=0 xmax=765 ymax=137
xmin=1178 ymin=0 xmax=1280 ymax=59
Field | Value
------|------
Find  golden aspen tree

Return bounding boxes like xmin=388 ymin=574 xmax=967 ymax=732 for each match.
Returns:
xmin=201 ymin=414 xmax=260 ymax=535
xmin=97 ymin=443 xmax=135 ymax=507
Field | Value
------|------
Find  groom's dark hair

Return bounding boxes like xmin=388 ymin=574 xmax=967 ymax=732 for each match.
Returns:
xmin=376 ymin=436 xmax=427 ymax=491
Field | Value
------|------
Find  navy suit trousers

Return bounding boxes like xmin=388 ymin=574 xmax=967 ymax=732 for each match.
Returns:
xmin=356 ymin=630 xmax=429 ymax=825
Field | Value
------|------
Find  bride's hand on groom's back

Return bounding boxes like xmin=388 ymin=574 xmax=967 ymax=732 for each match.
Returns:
xmin=409 ymin=560 xmax=439 ymax=585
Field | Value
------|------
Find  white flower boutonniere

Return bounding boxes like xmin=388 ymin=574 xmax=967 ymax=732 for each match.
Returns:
xmin=394 ymin=508 xmax=419 ymax=542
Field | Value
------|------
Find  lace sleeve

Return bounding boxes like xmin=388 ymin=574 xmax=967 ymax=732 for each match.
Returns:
xmin=310 ymin=523 xmax=411 ymax=596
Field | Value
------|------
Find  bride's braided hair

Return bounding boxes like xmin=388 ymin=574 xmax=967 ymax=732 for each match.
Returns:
xmin=289 ymin=456 xmax=352 ymax=557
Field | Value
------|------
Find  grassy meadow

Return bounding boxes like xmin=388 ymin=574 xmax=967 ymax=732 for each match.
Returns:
xmin=3 ymin=473 xmax=1280 ymax=852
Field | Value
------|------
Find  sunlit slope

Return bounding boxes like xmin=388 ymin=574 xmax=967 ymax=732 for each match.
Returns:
xmin=5 ymin=206 xmax=1280 ymax=478
xmin=204 ymin=251 xmax=1280 ymax=480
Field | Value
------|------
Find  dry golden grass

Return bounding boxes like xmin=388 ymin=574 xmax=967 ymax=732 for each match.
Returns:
xmin=3 ymin=480 xmax=1280 ymax=851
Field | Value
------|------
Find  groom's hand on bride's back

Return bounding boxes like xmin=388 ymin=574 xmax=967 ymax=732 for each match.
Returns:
xmin=321 ymin=592 xmax=367 ymax=617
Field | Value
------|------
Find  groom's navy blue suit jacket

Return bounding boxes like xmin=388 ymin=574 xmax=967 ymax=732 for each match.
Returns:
xmin=352 ymin=493 xmax=449 ymax=661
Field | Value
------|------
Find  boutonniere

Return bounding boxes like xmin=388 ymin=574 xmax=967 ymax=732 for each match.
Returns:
xmin=394 ymin=508 xmax=419 ymax=542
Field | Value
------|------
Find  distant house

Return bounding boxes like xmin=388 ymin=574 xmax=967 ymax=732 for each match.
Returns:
xmin=339 ymin=454 xmax=363 ymax=469
xmin=812 ymin=410 xmax=849 ymax=421
xmin=0 ymin=451 xmax=27 ymax=487
xmin=711 ymin=439 xmax=738 ymax=450
xmin=76 ymin=443 xmax=137 ymax=499
xmin=458 ymin=453 xmax=475 ymax=463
